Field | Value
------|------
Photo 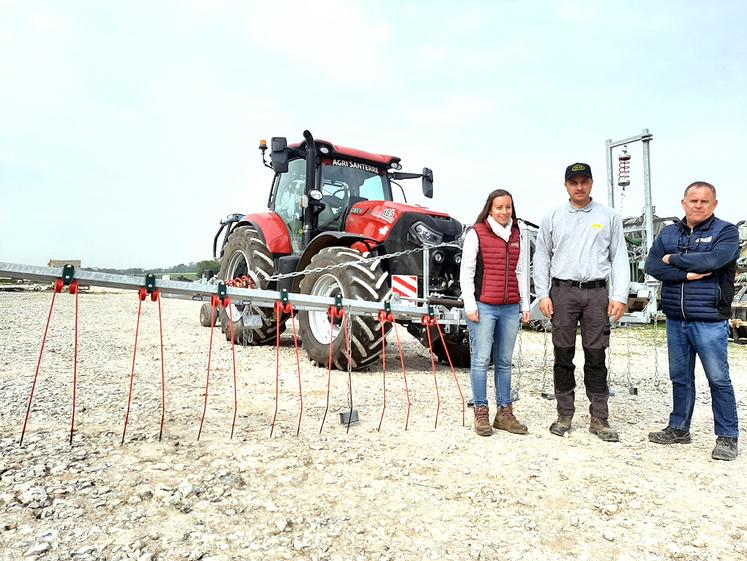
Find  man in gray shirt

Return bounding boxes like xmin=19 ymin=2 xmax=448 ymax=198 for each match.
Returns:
xmin=534 ymin=163 xmax=630 ymax=441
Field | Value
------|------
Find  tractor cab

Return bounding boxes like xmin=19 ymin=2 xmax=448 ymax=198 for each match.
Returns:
xmin=263 ymin=130 xmax=432 ymax=252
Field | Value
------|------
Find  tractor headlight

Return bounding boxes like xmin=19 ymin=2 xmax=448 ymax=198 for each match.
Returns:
xmin=410 ymin=221 xmax=443 ymax=246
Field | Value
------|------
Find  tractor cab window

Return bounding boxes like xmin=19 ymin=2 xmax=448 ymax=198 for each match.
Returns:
xmin=317 ymin=162 xmax=390 ymax=230
xmin=359 ymin=173 xmax=388 ymax=201
xmin=272 ymin=158 xmax=305 ymax=251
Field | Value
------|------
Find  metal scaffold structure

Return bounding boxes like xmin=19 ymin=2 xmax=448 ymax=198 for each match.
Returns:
xmin=605 ymin=128 xmax=660 ymax=324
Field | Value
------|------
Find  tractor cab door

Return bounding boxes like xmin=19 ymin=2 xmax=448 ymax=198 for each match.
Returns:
xmin=270 ymin=157 xmax=306 ymax=252
xmin=316 ymin=180 xmax=350 ymax=232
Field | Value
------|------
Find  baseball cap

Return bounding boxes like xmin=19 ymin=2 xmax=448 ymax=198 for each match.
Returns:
xmin=564 ymin=163 xmax=593 ymax=182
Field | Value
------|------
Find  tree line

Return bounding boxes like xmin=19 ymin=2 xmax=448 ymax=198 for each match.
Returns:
xmin=85 ymin=260 xmax=220 ymax=279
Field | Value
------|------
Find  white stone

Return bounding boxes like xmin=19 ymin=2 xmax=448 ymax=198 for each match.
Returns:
xmin=24 ymin=542 xmax=50 ymax=556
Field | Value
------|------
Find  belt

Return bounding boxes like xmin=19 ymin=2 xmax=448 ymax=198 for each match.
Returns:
xmin=552 ymin=278 xmax=607 ymax=289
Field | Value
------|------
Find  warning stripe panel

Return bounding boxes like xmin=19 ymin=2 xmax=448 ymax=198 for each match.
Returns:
xmin=392 ymin=275 xmax=418 ymax=299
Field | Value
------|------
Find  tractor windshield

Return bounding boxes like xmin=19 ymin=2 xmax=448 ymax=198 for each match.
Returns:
xmin=316 ymin=161 xmax=392 ymax=230
xmin=320 ymin=161 xmax=391 ymax=201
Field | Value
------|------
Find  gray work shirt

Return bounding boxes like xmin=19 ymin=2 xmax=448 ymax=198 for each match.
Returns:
xmin=533 ymin=199 xmax=630 ymax=303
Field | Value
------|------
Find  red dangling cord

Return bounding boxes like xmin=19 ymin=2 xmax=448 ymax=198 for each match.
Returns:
xmin=319 ymin=306 xmax=342 ymax=435
xmin=422 ymin=316 xmax=441 ymax=429
xmin=197 ymin=295 xmax=220 ymax=441
xmin=69 ymin=281 xmax=79 ymax=445
xmin=435 ymin=321 xmax=466 ymax=427
xmin=226 ymin=298 xmax=238 ymax=439
xmin=122 ymin=287 xmax=147 ymax=445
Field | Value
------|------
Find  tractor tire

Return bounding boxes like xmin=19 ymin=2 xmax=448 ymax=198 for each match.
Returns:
xmin=408 ymin=324 xmax=472 ymax=368
xmin=199 ymin=302 xmax=218 ymax=327
xmin=218 ymin=225 xmax=284 ymax=345
xmin=298 ymin=247 xmax=390 ymax=370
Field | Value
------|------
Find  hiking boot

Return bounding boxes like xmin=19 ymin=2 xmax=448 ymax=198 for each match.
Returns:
xmin=712 ymin=437 xmax=739 ymax=461
xmin=473 ymin=405 xmax=493 ymax=437
xmin=549 ymin=415 xmax=572 ymax=437
xmin=493 ymin=405 xmax=528 ymax=435
xmin=589 ymin=417 xmax=619 ymax=442
xmin=648 ymin=426 xmax=692 ymax=445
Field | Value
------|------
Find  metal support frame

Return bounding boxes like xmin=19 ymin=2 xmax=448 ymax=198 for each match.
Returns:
xmin=0 ymin=262 xmax=465 ymax=326
xmin=518 ymin=222 xmax=545 ymax=323
xmin=605 ymin=129 xmax=659 ymax=324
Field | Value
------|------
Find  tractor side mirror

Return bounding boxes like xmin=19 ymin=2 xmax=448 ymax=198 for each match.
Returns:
xmin=421 ymin=167 xmax=434 ymax=198
xmin=270 ymin=137 xmax=289 ymax=173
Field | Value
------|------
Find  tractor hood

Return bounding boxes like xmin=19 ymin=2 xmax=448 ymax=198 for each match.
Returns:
xmin=345 ymin=200 xmax=461 ymax=244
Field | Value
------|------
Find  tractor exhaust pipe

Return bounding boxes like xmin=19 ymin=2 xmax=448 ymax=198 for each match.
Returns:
xmin=302 ymin=130 xmax=317 ymax=249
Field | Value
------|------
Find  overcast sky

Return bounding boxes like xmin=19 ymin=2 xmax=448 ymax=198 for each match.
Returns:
xmin=1 ymin=0 xmax=745 ymax=268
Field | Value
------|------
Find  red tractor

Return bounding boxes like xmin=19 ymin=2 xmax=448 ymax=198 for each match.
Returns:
xmin=212 ymin=130 xmax=469 ymax=369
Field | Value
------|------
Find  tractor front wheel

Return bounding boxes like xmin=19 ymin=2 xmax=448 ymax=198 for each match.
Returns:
xmin=217 ymin=225 xmax=284 ymax=345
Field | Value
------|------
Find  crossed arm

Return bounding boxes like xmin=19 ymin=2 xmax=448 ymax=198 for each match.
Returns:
xmin=665 ymin=225 xmax=739 ymax=273
xmin=644 ymin=225 xmax=738 ymax=281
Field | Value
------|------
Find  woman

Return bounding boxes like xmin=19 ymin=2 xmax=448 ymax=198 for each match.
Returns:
xmin=460 ymin=189 xmax=531 ymax=436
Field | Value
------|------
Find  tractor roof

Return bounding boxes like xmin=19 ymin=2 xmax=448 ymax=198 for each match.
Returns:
xmin=290 ymin=139 xmax=401 ymax=168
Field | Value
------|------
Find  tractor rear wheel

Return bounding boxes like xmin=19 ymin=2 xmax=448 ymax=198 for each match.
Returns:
xmin=298 ymin=247 xmax=389 ymax=370
xmin=218 ymin=225 xmax=284 ymax=345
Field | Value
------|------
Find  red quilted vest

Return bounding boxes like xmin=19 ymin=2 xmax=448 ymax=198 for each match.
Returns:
xmin=473 ymin=220 xmax=521 ymax=305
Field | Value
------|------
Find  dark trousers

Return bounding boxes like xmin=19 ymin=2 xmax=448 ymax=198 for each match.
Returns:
xmin=550 ymin=284 xmax=611 ymax=420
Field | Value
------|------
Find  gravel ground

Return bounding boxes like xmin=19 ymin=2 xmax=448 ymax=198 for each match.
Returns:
xmin=1 ymin=291 xmax=746 ymax=561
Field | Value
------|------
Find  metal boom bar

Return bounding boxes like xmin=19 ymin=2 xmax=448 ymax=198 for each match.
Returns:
xmin=0 ymin=262 xmax=465 ymax=325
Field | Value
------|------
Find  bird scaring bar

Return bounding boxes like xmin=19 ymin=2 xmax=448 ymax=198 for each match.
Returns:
xmin=4 ymin=260 xmax=468 ymax=445
xmin=0 ymin=261 xmax=465 ymax=325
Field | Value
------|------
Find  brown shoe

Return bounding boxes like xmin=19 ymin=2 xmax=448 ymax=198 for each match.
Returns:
xmin=549 ymin=415 xmax=573 ymax=436
xmin=473 ymin=405 xmax=493 ymax=436
xmin=493 ymin=405 xmax=528 ymax=434
xmin=589 ymin=416 xmax=619 ymax=442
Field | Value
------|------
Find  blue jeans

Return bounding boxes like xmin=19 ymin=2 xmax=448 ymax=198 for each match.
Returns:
xmin=466 ymin=302 xmax=520 ymax=407
xmin=666 ymin=318 xmax=739 ymax=438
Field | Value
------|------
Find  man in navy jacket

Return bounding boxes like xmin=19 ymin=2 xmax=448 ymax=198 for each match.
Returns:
xmin=644 ymin=181 xmax=740 ymax=460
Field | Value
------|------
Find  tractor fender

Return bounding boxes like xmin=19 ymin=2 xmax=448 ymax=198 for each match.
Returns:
xmin=292 ymin=232 xmax=378 ymax=292
xmin=232 ymin=212 xmax=292 ymax=256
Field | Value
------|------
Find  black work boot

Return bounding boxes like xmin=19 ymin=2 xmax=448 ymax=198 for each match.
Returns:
xmin=550 ymin=388 xmax=575 ymax=436
xmin=589 ymin=417 xmax=619 ymax=442
xmin=549 ymin=415 xmax=573 ymax=436
xmin=712 ymin=437 xmax=739 ymax=461
xmin=648 ymin=426 xmax=692 ymax=445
